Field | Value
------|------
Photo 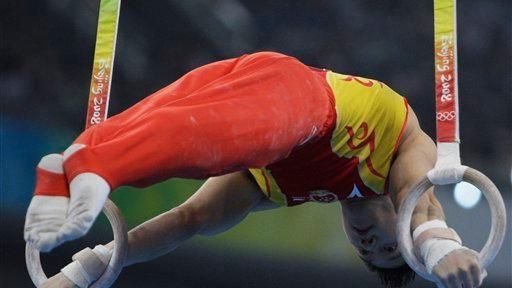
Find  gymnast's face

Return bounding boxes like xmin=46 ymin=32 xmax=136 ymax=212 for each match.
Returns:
xmin=341 ymin=195 xmax=404 ymax=269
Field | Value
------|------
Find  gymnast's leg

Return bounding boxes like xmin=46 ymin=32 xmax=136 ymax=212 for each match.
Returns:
xmin=26 ymin=51 xmax=332 ymax=253
xmin=64 ymin=52 xmax=332 ymax=189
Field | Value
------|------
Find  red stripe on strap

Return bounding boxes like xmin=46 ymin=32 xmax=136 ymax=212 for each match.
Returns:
xmin=435 ymin=34 xmax=459 ymax=142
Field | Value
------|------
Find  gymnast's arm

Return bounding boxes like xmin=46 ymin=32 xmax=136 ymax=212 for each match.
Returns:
xmin=389 ymin=107 xmax=483 ymax=288
xmin=43 ymin=172 xmax=267 ymax=288
xmin=388 ymin=108 xmax=444 ymax=229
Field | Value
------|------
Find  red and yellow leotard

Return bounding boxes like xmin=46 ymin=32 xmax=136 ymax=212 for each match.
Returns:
xmin=249 ymin=71 xmax=409 ymax=206
xmin=61 ymin=52 xmax=408 ymax=206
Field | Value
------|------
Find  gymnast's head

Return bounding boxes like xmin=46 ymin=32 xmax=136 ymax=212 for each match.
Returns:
xmin=340 ymin=195 xmax=416 ymax=287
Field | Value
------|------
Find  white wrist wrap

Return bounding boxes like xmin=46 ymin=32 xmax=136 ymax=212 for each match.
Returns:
xmin=61 ymin=261 xmax=90 ymax=288
xmin=86 ymin=245 xmax=112 ymax=265
xmin=412 ymin=219 xmax=448 ymax=238
xmin=61 ymin=245 xmax=112 ymax=288
xmin=413 ymin=220 xmax=463 ymax=274
xmin=421 ymin=239 xmax=464 ymax=274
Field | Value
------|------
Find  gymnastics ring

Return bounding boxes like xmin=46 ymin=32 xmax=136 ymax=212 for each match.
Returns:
xmin=26 ymin=198 xmax=128 ymax=288
xmin=397 ymin=167 xmax=507 ymax=281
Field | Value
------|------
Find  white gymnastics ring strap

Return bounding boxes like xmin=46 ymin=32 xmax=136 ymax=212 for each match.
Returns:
xmin=25 ymin=198 xmax=128 ymax=288
xmin=397 ymin=168 xmax=507 ymax=281
xmin=398 ymin=0 xmax=507 ymax=282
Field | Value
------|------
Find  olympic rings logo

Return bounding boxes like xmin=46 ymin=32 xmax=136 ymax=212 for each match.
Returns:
xmin=436 ymin=111 xmax=456 ymax=121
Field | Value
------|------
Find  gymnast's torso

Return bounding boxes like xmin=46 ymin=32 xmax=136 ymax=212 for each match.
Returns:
xmin=249 ymin=69 xmax=409 ymax=206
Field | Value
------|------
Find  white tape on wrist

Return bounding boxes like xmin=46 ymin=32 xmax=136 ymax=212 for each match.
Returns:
xmin=62 ymin=245 xmax=112 ymax=288
xmin=61 ymin=261 xmax=90 ymax=288
xmin=422 ymin=239 xmax=463 ymax=274
xmin=90 ymin=245 xmax=112 ymax=265
xmin=413 ymin=220 xmax=464 ymax=274
xmin=412 ymin=219 xmax=448 ymax=238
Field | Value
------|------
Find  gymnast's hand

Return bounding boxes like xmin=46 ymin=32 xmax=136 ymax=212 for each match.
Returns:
xmin=24 ymin=145 xmax=110 ymax=252
xmin=412 ymin=220 xmax=486 ymax=288
xmin=432 ymin=248 xmax=485 ymax=288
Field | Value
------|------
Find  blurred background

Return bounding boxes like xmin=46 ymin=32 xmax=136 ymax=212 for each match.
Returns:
xmin=1 ymin=0 xmax=511 ymax=287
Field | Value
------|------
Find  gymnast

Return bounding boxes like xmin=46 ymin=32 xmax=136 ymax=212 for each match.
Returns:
xmin=25 ymin=52 xmax=485 ymax=288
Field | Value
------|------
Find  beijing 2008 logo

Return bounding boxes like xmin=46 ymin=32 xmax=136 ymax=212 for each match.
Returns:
xmin=436 ymin=111 xmax=456 ymax=121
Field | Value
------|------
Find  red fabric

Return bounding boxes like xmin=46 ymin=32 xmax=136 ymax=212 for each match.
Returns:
xmin=264 ymin=103 xmax=382 ymax=206
xmin=34 ymin=167 xmax=69 ymax=197
xmin=63 ymin=52 xmax=333 ymax=190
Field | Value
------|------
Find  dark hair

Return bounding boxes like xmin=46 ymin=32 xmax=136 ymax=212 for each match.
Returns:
xmin=362 ymin=259 xmax=416 ymax=288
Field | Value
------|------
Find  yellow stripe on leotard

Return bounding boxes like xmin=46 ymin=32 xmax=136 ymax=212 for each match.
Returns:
xmin=248 ymin=168 xmax=287 ymax=206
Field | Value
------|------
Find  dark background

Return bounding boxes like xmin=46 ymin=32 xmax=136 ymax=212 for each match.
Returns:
xmin=1 ymin=1 xmax=511 ymax=287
